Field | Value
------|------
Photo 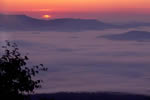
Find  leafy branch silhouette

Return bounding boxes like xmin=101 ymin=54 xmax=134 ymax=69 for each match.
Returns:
xmin=0 ymin=41 xmax=47 ymax=99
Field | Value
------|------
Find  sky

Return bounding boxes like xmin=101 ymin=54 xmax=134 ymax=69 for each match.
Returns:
xmin=1 ymin=0 xmax=150 ymax=22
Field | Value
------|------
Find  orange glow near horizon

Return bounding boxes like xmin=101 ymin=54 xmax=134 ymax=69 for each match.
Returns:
xmin=1 ymin=0 xmax=150 ymax=12
xmin=42 ymin=15 xmax=51 ymax=19
xmin=1 ymin=0 xmax=150 ymax=19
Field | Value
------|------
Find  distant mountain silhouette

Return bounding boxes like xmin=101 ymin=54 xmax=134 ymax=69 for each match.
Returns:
xmin=0 ymin=14 xmax=114 ymax=31
xmin=1 ymin=14 xmax=150 ymax=31
xmin=28 ymin=92 xmax=150 ymax=100
xmin=99 ymin=31 xmax=150 ymax=41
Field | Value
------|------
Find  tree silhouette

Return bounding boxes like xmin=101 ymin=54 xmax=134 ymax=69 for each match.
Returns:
xmin=0 ymin=41 xmax=47 ymax=100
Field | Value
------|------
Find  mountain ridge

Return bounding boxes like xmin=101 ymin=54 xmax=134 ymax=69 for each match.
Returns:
xmin=0 ymin=14 xmax=114 ymax=31
xmin=1 ymin=14 xmax=150 ymax=31
xmin=99 ymin=30 xmax=150 ymax=41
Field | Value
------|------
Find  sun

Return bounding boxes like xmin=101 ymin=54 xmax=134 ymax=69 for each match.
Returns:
xmin=42 ymin=15 xmax=51 ymax=19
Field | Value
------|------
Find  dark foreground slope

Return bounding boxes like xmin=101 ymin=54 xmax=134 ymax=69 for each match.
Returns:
xmin=29 ymin=92 xmax=150 ymax=100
